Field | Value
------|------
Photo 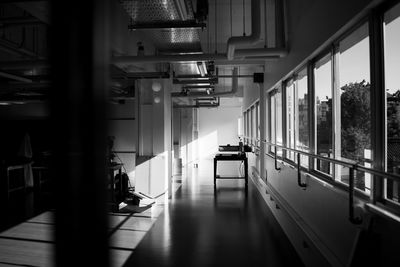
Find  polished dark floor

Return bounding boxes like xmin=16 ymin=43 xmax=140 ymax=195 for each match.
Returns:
xmin=0 ymin=188 xmax=54 ymax=232
xmin=124 ymin=168 xmax=305 ymax=267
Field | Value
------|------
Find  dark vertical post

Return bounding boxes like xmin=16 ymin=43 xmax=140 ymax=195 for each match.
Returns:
xmin=214 ymin=157 xmax=217 ymax=186
xmin=307 ymin=61 xmax=315 ymax=171
xmin=348 ymin=167 xmax=362 ymax=224
xmin=275 ymin=0 xmax=285 ymax=48
xmin=369 ymin=10 xmax=385 ymax=204
xmin=50 ymin=0 xmax=110 ymax=266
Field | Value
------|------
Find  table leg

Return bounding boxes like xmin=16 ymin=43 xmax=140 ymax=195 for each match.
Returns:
xmin=118 ymin=168 xmax=122 ymax=202
xmin=214 ymin=158 xmax=217 ymax=186
xmin=244 ymin=158 xmax=248 ymax=188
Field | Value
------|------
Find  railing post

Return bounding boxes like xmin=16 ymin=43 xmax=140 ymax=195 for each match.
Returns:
xmin=274 ymin=146 xmax=281 ymax=171
xmin=297 ymin=152 xmax=307 ymax=188
xmin=349 ymin=166 xmax=362 ymax=225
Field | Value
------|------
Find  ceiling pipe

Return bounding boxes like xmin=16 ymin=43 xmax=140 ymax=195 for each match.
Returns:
xmin=226 ymin=0 xmax=288 ymax=60
xmin=128 ymin=22 xmax=206 ymax=31
xmin=113 ymin=54 xmax=226 ymax=64
xmin=172 ymin=68 xmax=239 ymax=98
xmin=213 ymin=67 xmax=238 ymax=96
xmin=235 ymin=47 xmax=288 ymax=59
xmin=173 ymin=79 xmax=217 ymax=85
xmin=0 ymin=71 xmax=32 ymax=83
xmin=111 ymin=54 xmax=267 ymax=65
xmin=226 ymin=0 xmax=261 ymax=60
xmin=0 ymin=60 xmax=49 ymax=70
xmin=173 ymin=103 xmax=219 ymax=108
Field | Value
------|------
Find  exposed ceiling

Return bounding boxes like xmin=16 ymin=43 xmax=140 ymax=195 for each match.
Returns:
xmin=121 ymin=0 xmax=202 ymax=53
xmin=0 ymin=0 xmax=280 ymax=106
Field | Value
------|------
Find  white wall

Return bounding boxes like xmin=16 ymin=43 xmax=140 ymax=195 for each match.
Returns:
xmin=135 ymin=79 xmax=172 ymax=197
xmin=197 ymin=103 xmax=242 ymax=180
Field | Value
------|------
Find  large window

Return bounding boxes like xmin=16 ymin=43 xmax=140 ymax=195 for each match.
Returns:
xmin=251 ymin=106 xmax=256 ymax=144
xmin=246 ymin=111 xmax=250 ymax=144
xmin=269 ymin=92 xmax=276 ymax=150
xmin=256 ymin=102 xmax=260 ymax=143
xmin=269 ymin=89 xmax=283 ymax=156
xmin=243 ymin=112 xmax=247 ymax=143
xmin=384 ymin=2 xmax=400 ymax=203
xmin=296 ymin=68 xmax=309 ymax=167
xmin=314 ymin=54 xmax=333 ymax=176
xmin=336 ymin=22 xmax=371 ymax=191
xmin=285 ymin=79 xmax=295 ymax=161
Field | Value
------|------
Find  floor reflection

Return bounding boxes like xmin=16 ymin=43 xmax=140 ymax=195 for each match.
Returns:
xmin=123 ymin=161 xmax=305 ymax=267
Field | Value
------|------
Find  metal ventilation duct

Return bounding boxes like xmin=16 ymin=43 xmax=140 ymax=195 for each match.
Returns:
xmin=120 ymin=0 xmax=202 ymax=53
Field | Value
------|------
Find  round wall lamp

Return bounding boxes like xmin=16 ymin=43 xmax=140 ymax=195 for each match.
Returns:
xmin=152 ymin=81 xmax=161 ymax=92
xmin=154 ymin=96 xmax=161 ymax=104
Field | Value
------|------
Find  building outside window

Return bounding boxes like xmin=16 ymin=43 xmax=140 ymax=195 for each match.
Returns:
xmin=314 ymin=54 xmax=333 ymax=176
xmin=269 ymin=92 xmax=276 ymax=152
xmin=384 ymin=2 xmax=400 ymax=203
xmin=285 ymin=79 xmax=295 ymax=161
xmin=268 ymin=89 xmax=282 ymax=156
xmin=335 ymin=22 xmax=371 ymax=192
xmin=256 ymin=102 xmax=260 ymax=145
xmin=295 ymin=68 xmax=309 ymax=167
xmin=252 ymin=105 xmax=257 ymax=145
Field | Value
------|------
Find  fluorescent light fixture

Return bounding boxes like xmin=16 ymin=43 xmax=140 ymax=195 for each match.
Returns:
xmin=197 ymin=62 xmax=207 ymax=77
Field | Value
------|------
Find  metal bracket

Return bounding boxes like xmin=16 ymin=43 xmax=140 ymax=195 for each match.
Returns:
xmin=349 ymin=166 xmax=363 ymax=225
xmin=297 ymin=153 xmax=307 ymax=188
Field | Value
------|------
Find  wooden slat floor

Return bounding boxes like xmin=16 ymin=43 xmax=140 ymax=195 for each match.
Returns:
xmin=0 ymin=204 xmax=164 ymax=267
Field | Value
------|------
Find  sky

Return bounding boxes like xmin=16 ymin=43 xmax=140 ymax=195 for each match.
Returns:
xmin=384 ymin=7 xmax=400 ymax=94
xmin=313 ymin=9 xmax=400 ymax=97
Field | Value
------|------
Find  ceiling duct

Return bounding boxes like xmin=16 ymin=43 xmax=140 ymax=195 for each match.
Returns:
xmin=172 ymin=67 xmax=238 ymax=98
xmin=173 ymin=97 xmax=220 ymax=108
xmin=213 ymin=67 xmax=238 ymax=96
xmin=121 ymin=0 xmax=202 ymax=52
xmin=112 ymin=53 xmax=268 ymax=65
xmin=226 ymin=0 xmax=288 ymax=60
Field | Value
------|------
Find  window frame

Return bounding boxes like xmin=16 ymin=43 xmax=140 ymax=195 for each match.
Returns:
xmin=262 ymin=0 xmax=400 ymax=208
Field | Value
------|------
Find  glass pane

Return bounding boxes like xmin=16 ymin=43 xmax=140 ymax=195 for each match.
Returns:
xmin=243 ymin=112 xmax=247 ymax=141
xmin=337 ymin=22 xmax=371 ymax=192
xmin=286 ymin=80 xmax=295 ymax=161
xmin=270 ymin=94 xmax=276 ymax=150
xmin=296 ymin=68 xmax=309 ymax=167
xmin=252 ymin=106 xmax=256 ymax=144
xmin=384 ymin=3 xmax=400 ymax=203
xmin=314 ymin=54 xmax=333 ymax=176
xmin=246 ymin=111 xmax=250 ymax=144
xmin=276 ymin=89 xmax=283 ymax=156
xmin=256 ymin=102 xmax=260 ymax=141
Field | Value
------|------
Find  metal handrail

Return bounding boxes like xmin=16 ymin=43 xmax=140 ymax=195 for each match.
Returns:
xmin=263 ymin=140 xmax=400 ymax=182
xmin=262 ymin=140 xmax=400 ymax=225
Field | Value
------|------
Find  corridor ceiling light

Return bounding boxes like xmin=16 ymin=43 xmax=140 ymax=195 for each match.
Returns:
xmin=197 ymin=62 xmax=207 ymax=77
xmin=152 ymin=81 xmax=162 ymax=92
xmin=154 ymin=96 xmax=161 ymax=104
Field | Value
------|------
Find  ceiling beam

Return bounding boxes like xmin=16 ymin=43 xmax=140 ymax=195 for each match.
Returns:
xmin=128 ymin=21 xmax=206 ymax=31
xmin=0 ymin=0 xmax=48 ymax=3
